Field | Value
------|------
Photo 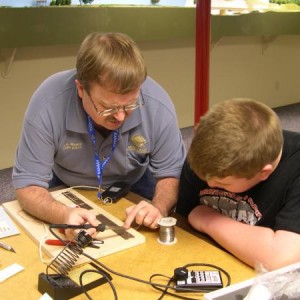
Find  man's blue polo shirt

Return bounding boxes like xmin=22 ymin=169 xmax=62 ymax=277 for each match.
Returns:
xmin=13 ymin=70 xmax=186 ymax=190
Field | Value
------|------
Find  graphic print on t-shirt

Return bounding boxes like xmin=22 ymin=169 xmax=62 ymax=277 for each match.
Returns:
xmin=199 ymin=189 xmax=262 ymax=225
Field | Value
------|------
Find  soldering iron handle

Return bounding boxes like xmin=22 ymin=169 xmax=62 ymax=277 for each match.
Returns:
xmin=49 ymin=223 xmax=106 ymax=231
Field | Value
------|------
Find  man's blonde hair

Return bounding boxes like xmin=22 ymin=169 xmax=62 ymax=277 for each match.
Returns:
xmin=188 ymin=98 xmax=283 ymax=180
xmin=76 ymin=32 xmax=147 ymax=94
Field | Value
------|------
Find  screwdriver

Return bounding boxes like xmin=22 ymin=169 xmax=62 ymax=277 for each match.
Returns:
xmin=0 ymin=241 xmax=16 ymax=253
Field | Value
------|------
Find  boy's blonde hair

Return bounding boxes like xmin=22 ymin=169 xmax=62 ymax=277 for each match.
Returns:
xmin=188 ymin=98 xmax=283 ymax=180
xmin=76 ymin=32 xmax=147 ymax=94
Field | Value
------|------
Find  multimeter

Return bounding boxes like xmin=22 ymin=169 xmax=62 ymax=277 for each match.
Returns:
xmin=174 ymin=267 xmax=223 ymax=291
xmin=101 ymin=182 xmax=131 ymax=203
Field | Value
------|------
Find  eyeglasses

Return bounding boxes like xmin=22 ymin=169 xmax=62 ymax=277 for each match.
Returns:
xmin=88 ymin=92 xmax=145 ymax=117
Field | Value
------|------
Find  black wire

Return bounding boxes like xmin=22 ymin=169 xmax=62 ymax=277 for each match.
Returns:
xmin=149 ymin=274 xmax=174 ymax=300
xmin=149 ymin=274 xmax=204 ymax=300
xmin=81 ymin=252 xmax=231 ymax=299
xmin=82 ymin=251 xmax=178 ymax=292
xmin=150 ymin=274 xmax=199 ymax=300
xmin=48 ymin=226 xmax=68 ymax=244
xmin=79 ymin=269 xmax=118 ymax=300
xmin=47 ymin=227 xmax=231 ymax=299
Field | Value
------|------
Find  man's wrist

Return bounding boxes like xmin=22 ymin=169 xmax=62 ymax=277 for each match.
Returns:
xmin=152 ymin=202 xmax=169 ymax=217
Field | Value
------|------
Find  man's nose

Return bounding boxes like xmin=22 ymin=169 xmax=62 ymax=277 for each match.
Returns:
xmin=113 ymin=110 xmax=126 ymax=121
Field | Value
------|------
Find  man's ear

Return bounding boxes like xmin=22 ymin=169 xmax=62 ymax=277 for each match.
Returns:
xmin=259 ymin=164 xmax=274 ymax=181
xmin=75 ymin=79 xmax=84 ymax=99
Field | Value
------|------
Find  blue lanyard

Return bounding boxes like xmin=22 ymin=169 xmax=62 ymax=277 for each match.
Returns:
xmin=87 ymin=115 xmax=119 ymax=199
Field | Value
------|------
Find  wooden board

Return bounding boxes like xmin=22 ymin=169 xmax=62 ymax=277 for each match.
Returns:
xmin=2 ymin=188 xmax=145 ymax=268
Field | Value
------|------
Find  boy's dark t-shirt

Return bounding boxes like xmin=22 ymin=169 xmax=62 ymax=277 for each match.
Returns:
xmin=177 ymin=130 xmax=300 ymax=234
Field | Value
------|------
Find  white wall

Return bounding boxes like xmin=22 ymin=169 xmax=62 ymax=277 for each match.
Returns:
xmin=0 ymin=45 xmax=78 ymax=169
xmin=210 ymin=35 xmax=300 ymax=109
xmin=0 ymin=35 xmax=299 ymax=169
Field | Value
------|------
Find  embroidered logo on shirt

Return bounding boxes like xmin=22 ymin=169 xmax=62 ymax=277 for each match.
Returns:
xmin=131 ymin=135 xmax=147 ymax=148
xmin=128 ymin=135 xmax=148 ymax=154
xmin=63 ymin=142 xmax=82 ymax=151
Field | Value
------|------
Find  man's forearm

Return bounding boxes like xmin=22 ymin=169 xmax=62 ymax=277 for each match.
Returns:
xmin=16 ymin=186 xmax=70 ymax=224
xmin=152 ymin=178 xmax=179 ymax=216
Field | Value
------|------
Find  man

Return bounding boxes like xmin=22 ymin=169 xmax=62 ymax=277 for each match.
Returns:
xmin=176 ymin=98 xmax=300 ymax=271
xmin=12 ymin=32 xmax=185 ymax=238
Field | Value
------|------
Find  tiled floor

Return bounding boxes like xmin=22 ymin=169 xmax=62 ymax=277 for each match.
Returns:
xmin=0 ymin=167 xmax=15 ymax=203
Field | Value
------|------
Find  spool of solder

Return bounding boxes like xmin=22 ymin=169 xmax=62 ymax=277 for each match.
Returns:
xmin=157 ymin=217 xmax=177 ymax=245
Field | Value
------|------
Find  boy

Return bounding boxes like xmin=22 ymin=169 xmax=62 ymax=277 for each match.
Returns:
xmin=176 ymin=98 xmax=300 ymax=270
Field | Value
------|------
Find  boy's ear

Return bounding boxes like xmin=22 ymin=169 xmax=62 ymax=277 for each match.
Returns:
xmin=259 ymin=164 xmax=274 ymax=181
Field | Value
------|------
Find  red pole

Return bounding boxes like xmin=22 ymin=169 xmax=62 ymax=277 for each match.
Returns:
xmin=194 ymin=0 xmax=211 ymax=125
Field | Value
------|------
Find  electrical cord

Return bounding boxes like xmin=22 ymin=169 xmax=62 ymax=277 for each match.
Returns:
xmin=82 ymin=251 xmax=177 ymax=292
xmin=149 ymin=274 xmax=176 ymax=300
xmin=70 ymin=185 xmax=98 ymax=191
xmin=79 ymin=269 xmax=118 ymax=300
xmin=48 ymin=228 xmax=174 ymax=297
xmin=149 ymin=263 xmax=231 ymax=300
xmin=82 ymin=251 xmax=231 ymax=300
xmin=47 ymin=227 xmax=231 ymax=300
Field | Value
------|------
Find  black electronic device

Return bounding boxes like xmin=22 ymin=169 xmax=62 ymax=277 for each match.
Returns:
xmin=101 ymin=182 xmax=131 ymax=203
xmin=174 ymin=269 xmax=223 ymax=291
xmin=39 ymin=230 xmax=112 ymax=299
xmin=38 ymin=263 xmax=112 ymax=300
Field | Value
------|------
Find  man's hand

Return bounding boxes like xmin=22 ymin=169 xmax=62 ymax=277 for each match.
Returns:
xmin=123 ymin=178 xmax=179 ymax=229
xmin=63 ymin=207 xmax=100 ymax=240
xmin=123 ymin=200 xmax=163 ymax=229
xmin=16 ymin=186 xmax=101 ymax=240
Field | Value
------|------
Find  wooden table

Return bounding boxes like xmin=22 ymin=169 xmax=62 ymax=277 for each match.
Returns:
xmin=0 ymin=190 xmax=255 ymax=300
